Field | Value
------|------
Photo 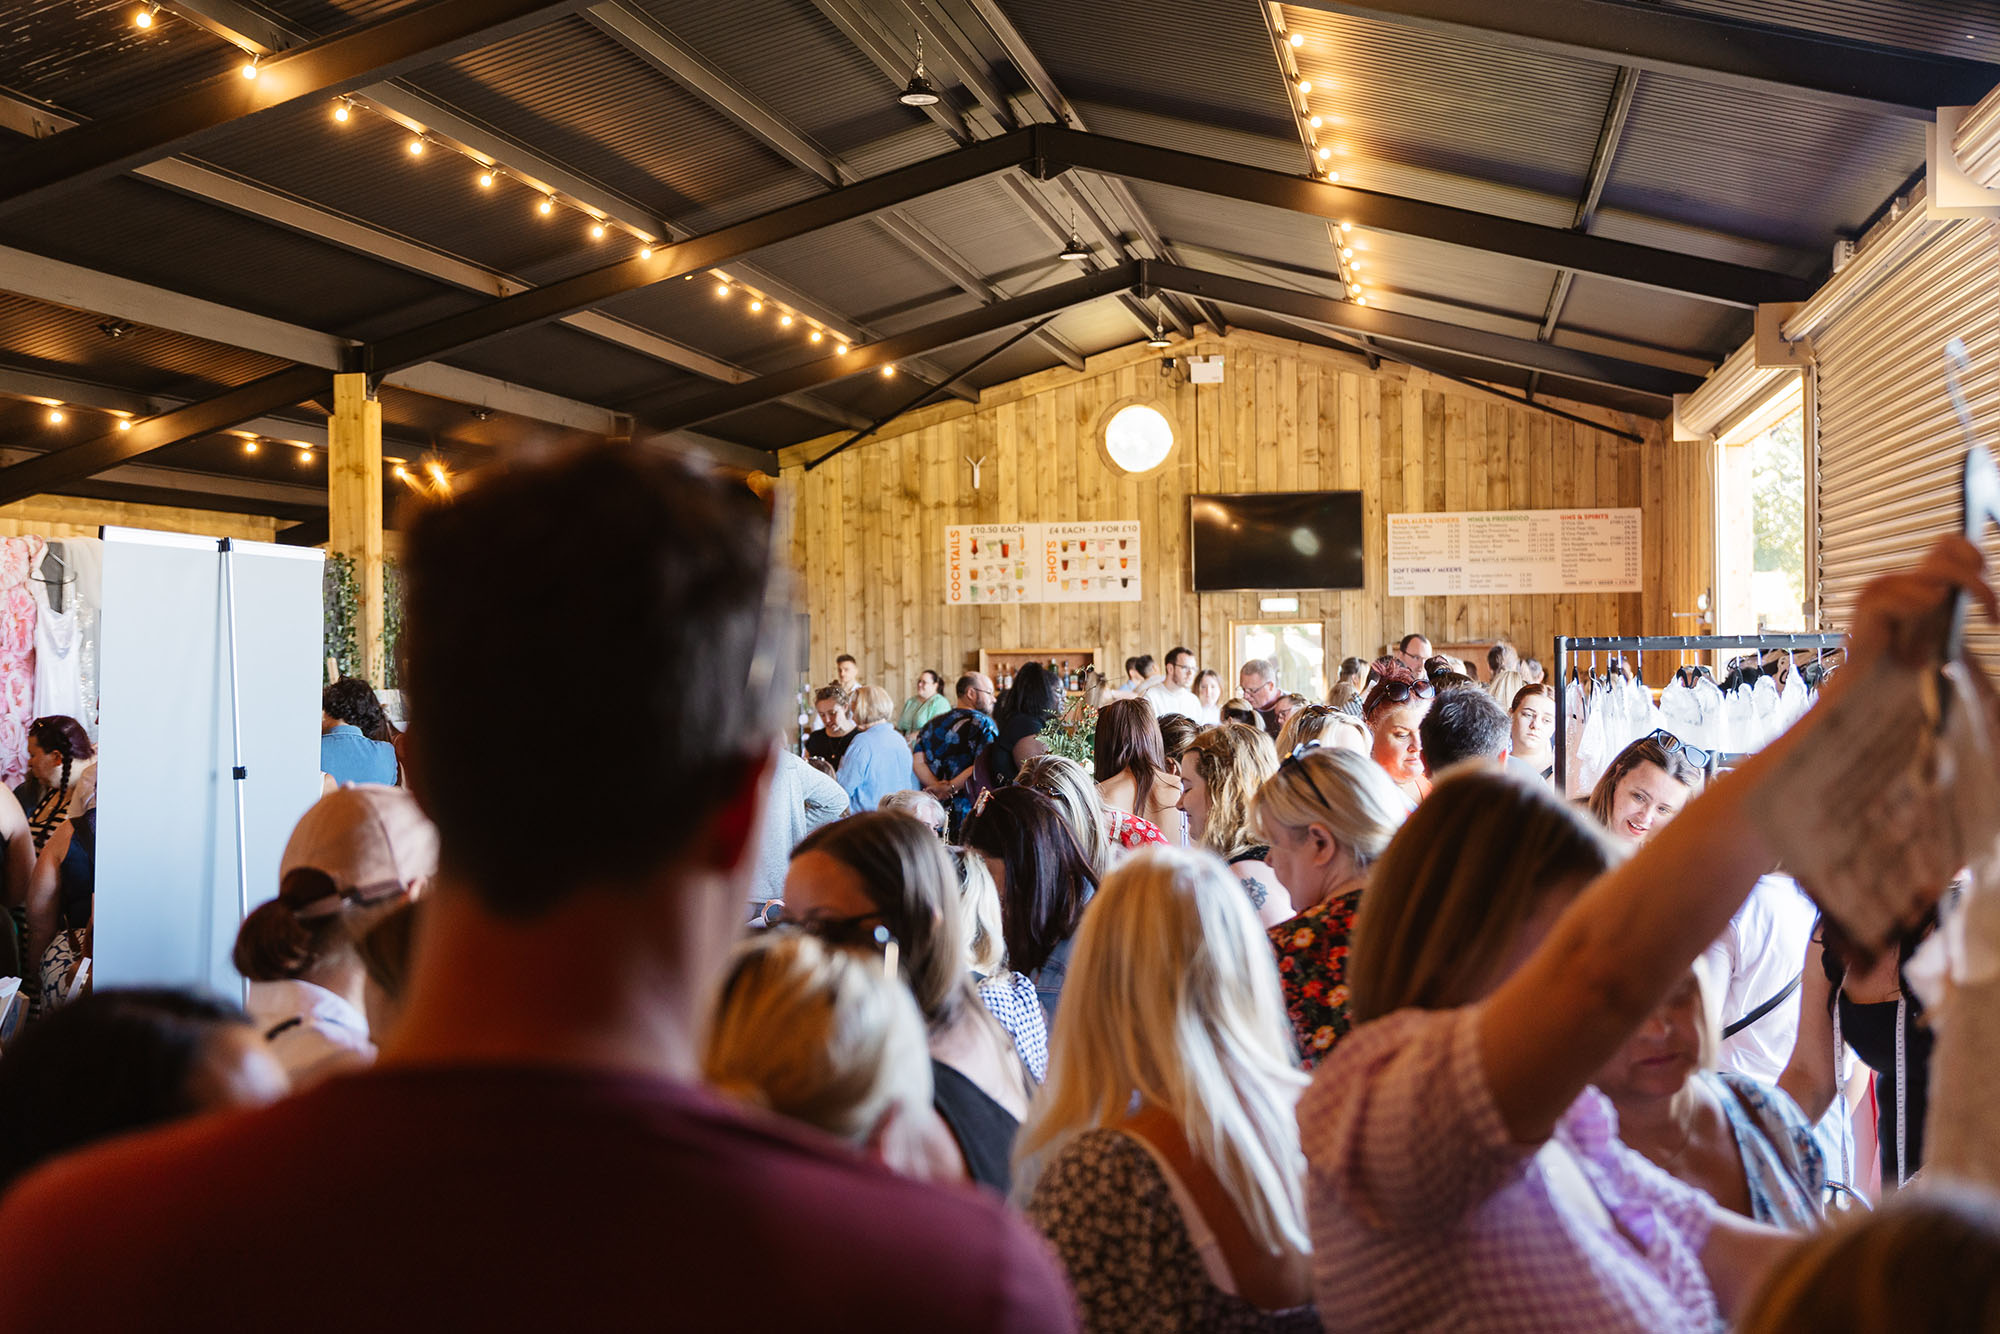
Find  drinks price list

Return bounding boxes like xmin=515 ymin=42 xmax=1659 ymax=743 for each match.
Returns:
xmin=944 ymin=521 xmax=1143 ymax=605
xmin=1386 ymin=508 xmax=1641 ymax=596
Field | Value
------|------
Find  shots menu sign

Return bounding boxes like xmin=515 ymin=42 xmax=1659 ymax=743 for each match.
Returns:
xmin=945 ymin=521 xmax=1142 ymax=605
xmin=1387 ymin=508 xmax=1641 ymax=596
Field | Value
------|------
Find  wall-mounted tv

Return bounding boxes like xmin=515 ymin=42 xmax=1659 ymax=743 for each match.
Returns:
xmin=1189 ymin=491 xmax=1365 ymax=592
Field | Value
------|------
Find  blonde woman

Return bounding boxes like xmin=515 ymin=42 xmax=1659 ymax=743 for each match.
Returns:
xmin=1275 ymin=704 xmax=1369 ymax=757
xmin=1175 ymin=723 xmax=1287 ymax=928
xmin=705 ymin=931 xmax=960 ymax=1184
xmin=784 ymin=812 xmax=1032 ymax=1191
xmin=1251 ymin=746 xmax=1405 ymax=1067
xmin=834 ymin=684 xmax=917 ymax=813
xmin=952 ymin=846 xmax=1047 ymax=1082
xmin=1018 ymin=847 xmax=1317 ymax=1333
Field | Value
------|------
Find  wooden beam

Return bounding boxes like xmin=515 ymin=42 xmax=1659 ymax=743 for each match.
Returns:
xmin=329 ymin=373 xmax=385 ymax=684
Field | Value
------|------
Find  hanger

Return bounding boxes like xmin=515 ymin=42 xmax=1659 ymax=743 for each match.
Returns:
xmin=33 ymin=546 xmax=74 ymax=613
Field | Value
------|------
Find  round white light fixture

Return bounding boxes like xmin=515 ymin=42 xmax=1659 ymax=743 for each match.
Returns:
xmin=1101 ymin=401 xmax=1174 ymax=474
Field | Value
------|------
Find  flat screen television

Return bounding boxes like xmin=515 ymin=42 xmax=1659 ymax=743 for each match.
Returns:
xmin=1189 ymin=491 xmax=1365 ymax=591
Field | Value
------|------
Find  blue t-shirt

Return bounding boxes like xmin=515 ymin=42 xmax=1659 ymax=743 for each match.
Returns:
xmin=321 ymin=724 xmax=398 ymax=787
xmin=914 ymin=707 xmax=998 ymax=825
xmin=836 ymin=723 xmax=917 ymax=813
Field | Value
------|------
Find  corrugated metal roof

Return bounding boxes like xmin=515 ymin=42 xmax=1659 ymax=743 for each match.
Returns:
xmin=0 ymin=0 xmax=239 ymax=122
xmin=1553 ymin=275 xmax=1750 ymax=359
xmin=0 ymin=291 xmax=288 ymax=395
xmin=444 ymin=320 xmax=703 ymax=406
xmin=1602 ymin=69 xmax=1925 ymax=251
xmin=1279 ymin=5 xmax=1617 ymax=210
xmin=1659 ymin=0 xmax=2000 ymax=59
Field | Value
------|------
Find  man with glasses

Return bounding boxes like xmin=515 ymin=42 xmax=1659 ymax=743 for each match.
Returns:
xmin=1238 ymin=657 xmax=1285 ymax=739
xmin=913 ymin=672 xmax=998 ymax=837
xmin=0 ymin=446 xmax=1073 ymax=1332
xmin=1143 ymin=645 xmax=1201 ymax=718
xmin=1395 ymin=632 xmax=1434 ymax=677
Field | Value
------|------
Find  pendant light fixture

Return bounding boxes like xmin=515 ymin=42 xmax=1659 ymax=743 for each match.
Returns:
xmin=1057 ymin=207 xmax=1090 ymax=262
xmin=1146 ymin=308 xmax=1172 ymax=349
xmin=898 ymin=32 xmax=941 ymax=107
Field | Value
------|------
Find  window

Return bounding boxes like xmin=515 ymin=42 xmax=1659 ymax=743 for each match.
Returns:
xmin=1715 ymin=380 xmax=1807 ymax=633
xmin=1231 ymin=620 xmax=1326 ymax=702
xmin=1100 ymin=401 xmax=1174 ymax=474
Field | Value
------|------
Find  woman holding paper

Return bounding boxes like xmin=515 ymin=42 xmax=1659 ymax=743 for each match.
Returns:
xmin=1300 ymin=536 xmax=1996 ymax=1334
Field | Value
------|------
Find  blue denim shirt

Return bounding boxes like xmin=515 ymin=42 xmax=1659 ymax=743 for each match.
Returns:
xmin=320 ymin=724 xmax=398 ymax=787
xmin=836 ymin=722 xmax=917 ymax=813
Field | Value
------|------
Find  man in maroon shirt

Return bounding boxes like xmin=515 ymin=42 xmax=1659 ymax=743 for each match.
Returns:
xmin=0 ymin=446 xmax=1075 ymax=1333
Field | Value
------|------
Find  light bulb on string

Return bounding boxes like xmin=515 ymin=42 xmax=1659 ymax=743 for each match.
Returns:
xmin=1317 ymin=146 xmax=1332 ymax=161
xmin=590 ymin=222 xmax=606 ymax=239
xmin=477 ymin=168 xmax=496 ymax=188
xmin=1309 ymin=114 xmax=1322 ymax=128
xmin=46 ymin=407 xmax=64 ymax=425
xmin=1348 ymin=283 xmax=1361 ymax=296
xmin=836 ymin=342 xmax=850 ymax=355
xmin=639 ymin=245 xmax=652 ymax=259
xmin=1341 ymin=246 xmax=1354 ymax=258
xmin=243 ymin=439 xmax=260 ymax=454
xmin=117 ymin=418 xmax=133 ymax=431
xmin=538 ymin=196 xmax=554 ymax=216
xmin=1296 ymin=79 xmax=1311 ymax=94
xmin=1289 ymin=30 xmax=1304 ymax=46
xmin=881 ymin=365 xmax=896 ymax=378
xmin=298 ymin=448 xmax=313 ymax=464
xmin=1339 ymin=221 xmax=1352 ymax=233
xmin=779 ymin=314 xmax=793 ymax=327
xmin=749 ymin=300 xmax=764 ymax=313
xmin=810 ymin=330 xmax=823 ymax=344
xmin=133 ymin=5 xmax=157 ymax=28
xmin=1325 ymin=170 xmax=1339 ymax=182
xmin=407 ymin=136 xmax=425 ymax=157
xmin=240 ymin=56 xmax=260 ymax=80
xmin=332 ymin=100 xmax=351 ymax=124
xmin=1355 ymin=296 xmax=1368 ymax=306
xmin=715 ymin=282 xmax=730 ymax=297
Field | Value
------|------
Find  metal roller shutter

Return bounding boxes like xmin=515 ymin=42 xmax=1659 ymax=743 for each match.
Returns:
xmin=1814 ymin=217 xmax=2000 ymax=670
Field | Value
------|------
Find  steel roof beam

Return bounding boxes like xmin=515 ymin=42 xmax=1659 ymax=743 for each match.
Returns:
xmin=1143 ymin=263 xmax=1697 ymax=397
xmin=582 ymin=0 xmax=1083 ymax=371
xmin=643 ymin=263 xmax=1141 ymax=429
xmin=1043 ymin=126 xmax=1810 ymax=307
xmin=1538 ymin=64 xmax=1640 ymax=347
xmin=1288 ymin=0 xmax=2000 ymax=120
xmin=0 ymin=0 xmax=590 ymax=213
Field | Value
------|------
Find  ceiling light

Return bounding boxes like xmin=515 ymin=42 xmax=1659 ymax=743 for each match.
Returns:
xmin=393 ymin=464 xmax=410 ymax=479
xmin=590 ymin=222 xmax=606 ymax=239
xmin=1351 ymin=260 xmax=1364 ymax=270
xmin=1146 ymin=316 xmax=1172 ymax=349
xmin=134 ymin=5 xmax=157 ymax=28
xmin=779 ymin=314 xmax=793 ymax=327
xmin=1348 ymin=283 xmax=1361 ymax=296
xmin=240 ymin=57 xmax=260 ymax=80
xmin=298 ymin=448 xmax=313 ymax=464
xmin=1355 ymin=296 xmax=1367 ymax=306
xmin=639 ymin=245 xmax=652 ymax=259
xmin=898 ymin=32 xmax=941 ymax=106
xmin=244 ymin=439 xmax=260 ymax=454
xmin=882 ymin=365 xmax=896 ymax=377
xmin=1325 ymin=170 xmax=1339 ymax=182
xmin=749 ymin=300 xmax=764 ymax=312
xmin=538 ymin=197 xmax=553 ymax=215
xmin=715 ymin=282 xmax=730 ymax=297
xmin=1341 ymin=246 xmax=1354 ymax=259
xmin=477 ymin=169 xmax=495 ymax=188
xmin=836 ymin=342 xmax=850 ymax=355
xmin=1289 ymin=30 xmax=1304 ymax=47
xmin=810 ymin=330 xmax=823 ymax=344
xmin=332 ymin=101 xmax=350 ymax=124
xmin=407 ymin=137 xmax=425 ymax=156
xmin=1340 ymin=222 xmax=1352 ymax=233
xmin=1317 ymin=146 xmax=1332 ymax=161
xmin=1296 ymin=79 xmax=1311 ymax=95
xmin=46 ymin=408 xmax=64 ymax=424
xmin=117 ymin=418 xmax=133 ymax=431
xmin=1309 ymin=114 xmax=1322 ymax=128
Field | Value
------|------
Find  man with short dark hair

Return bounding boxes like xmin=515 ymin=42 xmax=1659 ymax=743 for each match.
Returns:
xmin=913 ymin=672 xmax=998 ymax=837
xmin=1238 ymin=657 xmax=1284 ymax=738
xmin=1419 ymin=685 xmax=1512 ymax=775
xmin=1396 ymin=633 xmax=1433 ymax=676
xmin=1143 ymin=646 xmax=1200 ymax=717
xmin=830 ymin=653 xmax=859 ymax=705
xmin=0 ymin=445 xmax=1072 ymax=1332
xmin=1487 ymin=639 xmax=1519 ymax=678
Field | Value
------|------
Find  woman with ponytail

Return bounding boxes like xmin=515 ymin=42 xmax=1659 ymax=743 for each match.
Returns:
xmin=20 ymin=716 xmax=94 ymax=853
xmin=234 ymin=785 xmax=438 ymax=1089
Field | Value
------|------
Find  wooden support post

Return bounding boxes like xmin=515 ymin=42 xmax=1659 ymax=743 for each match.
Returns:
xmin=328 ymin=372 xmax=384 ymax=684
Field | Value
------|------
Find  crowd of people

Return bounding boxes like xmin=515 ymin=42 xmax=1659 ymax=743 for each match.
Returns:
xmin=0 ymin=440 xmax=1992 ymax=1333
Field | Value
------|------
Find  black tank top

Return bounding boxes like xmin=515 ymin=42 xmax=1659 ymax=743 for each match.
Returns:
xmin=931 ymin=1060 xmax=1019 ymax=1194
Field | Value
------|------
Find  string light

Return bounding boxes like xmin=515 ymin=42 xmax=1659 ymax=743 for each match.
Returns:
xmin=332 ymin=100 xmax=350 ymax=123
xmin=240 ymin=55 xmax=261 ymax=79
xmin=133 ymin=5 xmax=157 ymax=28
xmin=46 ymin=407 xmax=64 ymax=425
xmin=749 ymin=300 xmax=763 ymax=312
xmin=1309 ymin=114 xmax=1322 ymax=128
xmin=881 ymin=365 xmax=896 ymax=378
xmin=590 ymin=222 xmax=605 ymax=239
xmin=1325 ymin=170 xmax=1339 ymax=182
xmin=715 ymin=282 xmax=730 ymax=297
xmin=117 ymin=418 xmax=133 ymax=431
xmin=1355 ymin=296 xmax=1368 ymax=306
xmin=1289 ymin=30 xmax=1304 ymax=46
xmin=836 ymin=342 xmax=850 ymax=355
xmin=477 ymin=169 xmax=496 ymax=188
xmin=1340 ymin=222 xmax=1352 ymax=233
xmin=639 ymin=245 xmax=652 ymax=259
xmin=1348 ymin=283 xmax=1361 ymax=296
xmin=1296 ymin=79 xmax=1311 ymax=95
xmin=298 ymin=448 xmax=313 ymax=464
xmin=779 ymin=314 xmax=793 ymax=327
xmin=243 ymin=439 xmax=260 ymax=454
xmin=809 ymin=330 xmax=823 ymax=344
xmin=538 ymin=196 xmax=553 ymax=215
xmin=393 ymin=463 xmax=410 ymax=480
xmin=1317 ymin=146 xmax=1332 ymax=161
xmin=406 ymin=136 xmax=425 ymax=157
xmin=1341 ymin=246 xmax=1354 ymax=259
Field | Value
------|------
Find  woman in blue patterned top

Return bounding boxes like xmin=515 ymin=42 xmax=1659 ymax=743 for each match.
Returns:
xmin=1594 ymin=962 xmax=1823 ymax=1230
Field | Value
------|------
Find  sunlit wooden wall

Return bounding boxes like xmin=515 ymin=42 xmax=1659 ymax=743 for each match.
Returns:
xmin=779 ymin=327 xmax=1712 ymax=693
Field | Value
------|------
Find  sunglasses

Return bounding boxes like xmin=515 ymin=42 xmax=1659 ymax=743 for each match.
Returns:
xmin=1648 ymin=728 xmax=1713 ymax=770
xmin=1369 ymin=679 xmax=1435 ymax=706
xmin=770 ymin=909 xmax=902 ymax=978
xmin=1280 ymin=741 xmax=1337 ymax=809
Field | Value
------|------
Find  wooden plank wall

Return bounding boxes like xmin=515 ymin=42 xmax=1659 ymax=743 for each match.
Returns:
xmin=778 ymin=328 xmax=1713 ymax=693
xmin=0 ymin=496 xmax=278 ymax=543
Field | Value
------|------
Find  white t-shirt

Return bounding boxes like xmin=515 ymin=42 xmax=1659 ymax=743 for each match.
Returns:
xmin=245 ymin=978 xmax=376 ymax=1091
xmin=1701 ymin=873 xmax=1817 ymax=1084
xmin=1142 ymin=683 xmax=1202 ymax=719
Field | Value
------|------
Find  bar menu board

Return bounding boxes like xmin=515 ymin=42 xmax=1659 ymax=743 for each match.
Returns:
xmin=1387 ymin=508 xmax=1641 ymax=596
xmin=945 ymin=521 xmax=1143 ymax=605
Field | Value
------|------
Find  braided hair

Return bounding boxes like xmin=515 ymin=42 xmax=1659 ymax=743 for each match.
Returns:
xmin=26 ymin=716 xmax=92 ymax=850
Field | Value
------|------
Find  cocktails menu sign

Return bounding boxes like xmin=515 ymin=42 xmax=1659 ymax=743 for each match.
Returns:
xmin=945 ymin=521 xmax=1143 ymax=605
xmin=1387 ymin=508 xmax=1641 ymax=597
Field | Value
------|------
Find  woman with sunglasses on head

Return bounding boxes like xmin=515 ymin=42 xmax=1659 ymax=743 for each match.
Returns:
xmin=1590 ymin=731 xmax=1706 ymax=847
xmin=1252 ymin=746 xmax=1404 ymax=1068
xmin=1175 ymin=723 xmax=1287 ymax=928
xmin=783 ymin=811 xmax=1032 ymax=1192
xmin=1298 ymin=537 xmax=1995 ymax=1334
xmin=1361 ymin=666 xmax=1434 ymax=810
xmin=964 ymin=786 xmax=1101 ymax=1022
xmin=1018 ymin=847 xmax=1318 ymax=1334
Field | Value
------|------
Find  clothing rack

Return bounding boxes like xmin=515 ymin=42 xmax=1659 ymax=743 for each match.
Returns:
xmin=1551 ymin=632 xmax=1847 ymax=791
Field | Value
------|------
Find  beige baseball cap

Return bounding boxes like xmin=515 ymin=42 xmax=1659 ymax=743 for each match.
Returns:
xmin=279 ymin=784 xmax=439 ymax=916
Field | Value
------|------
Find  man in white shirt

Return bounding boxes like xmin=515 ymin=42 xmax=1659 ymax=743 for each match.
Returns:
xmin=1142 ymin=646 xmax=1201 ymax=718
